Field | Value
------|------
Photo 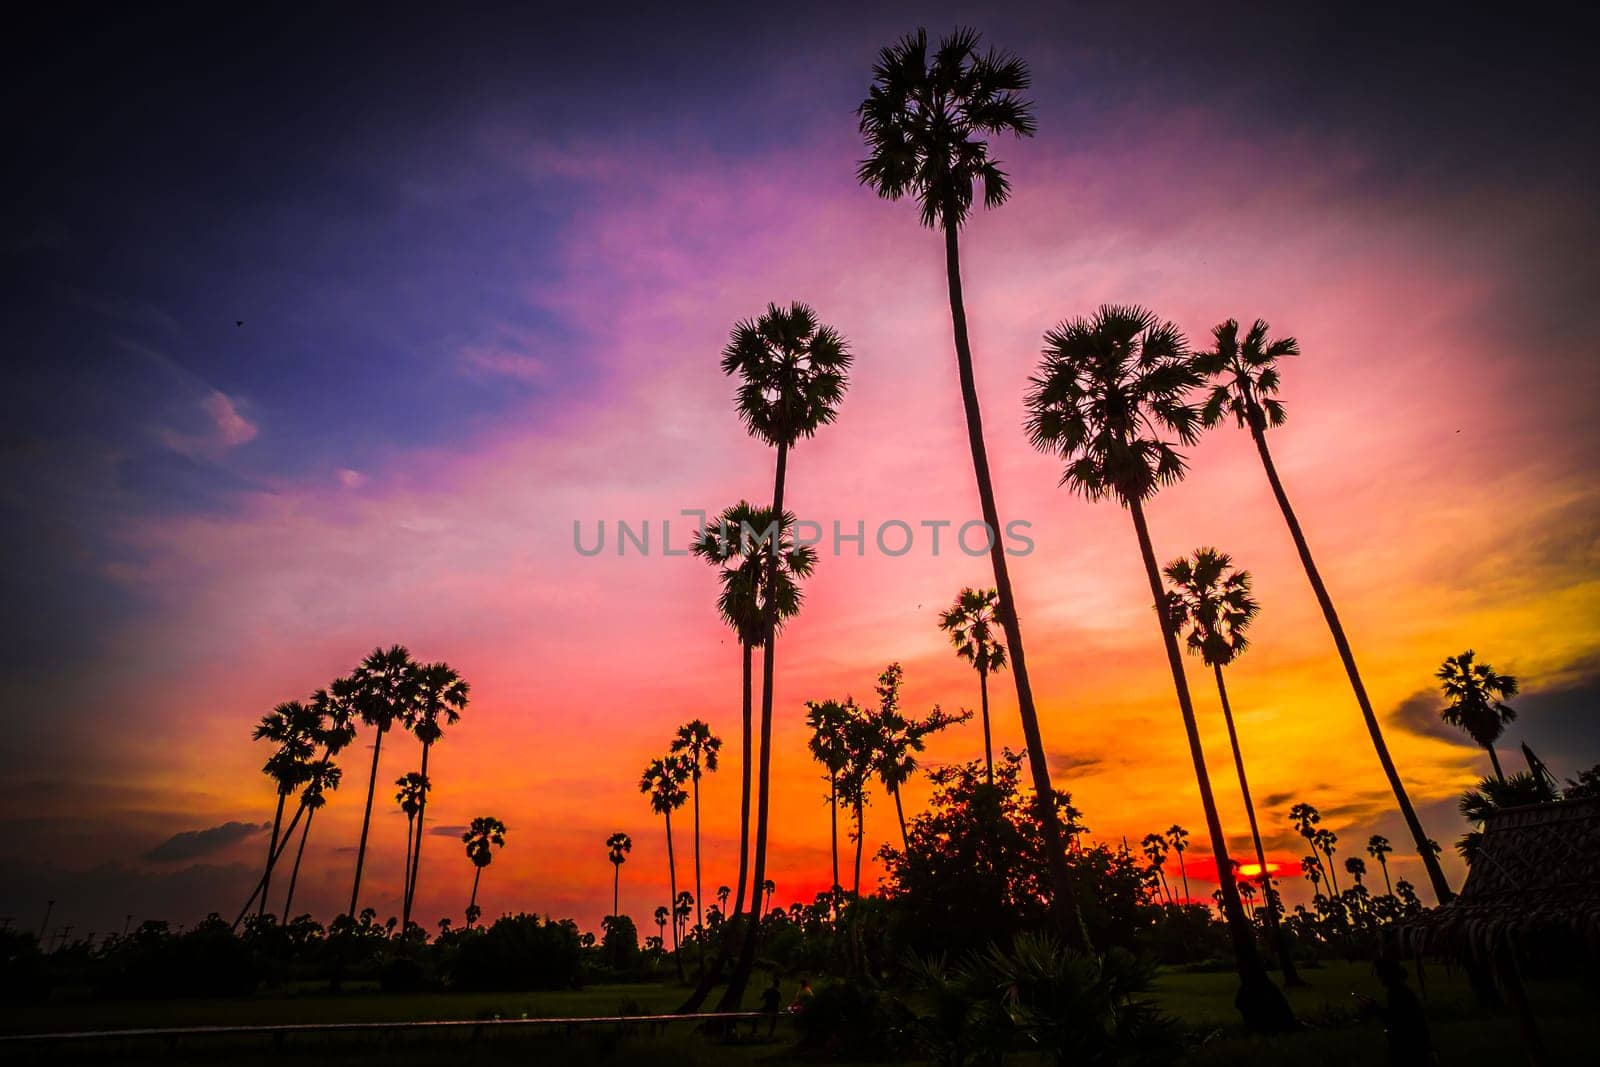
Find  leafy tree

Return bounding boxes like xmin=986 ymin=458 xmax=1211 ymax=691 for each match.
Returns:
xmin=606 ymin=831 xmax=632 ymax=919
xmin=718 ymin=301 xmax=851 ymax=1006
xmin=641 ymin=754 xmax=691 ymax=979
xmin=858 ymin=26 xmax=1086 ymax=947
xmin=1438 ymin=650 xmax=1519 ymax=782
xmin=671 ymin=720 xmax=722 ymax=955
xmin=461 ymin=816 xmax=506 ymax=927
xmin=1025 ymin=304 xmax=1293 ymax=1031
xmin=1196 ymin=318 xmax=1452 ymax=904
xmin=938 ymin=587 xmax=1007 ymax=784
xmin=402 ymin=662 xmax=468 ymax=929
xmin=872 ymin=664 xmax=970 ymax=850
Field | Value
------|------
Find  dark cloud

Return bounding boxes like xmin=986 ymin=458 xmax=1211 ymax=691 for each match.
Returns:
xmin=428 ymin=825 xmax=468 ymax=838
xmin=1390 ymin=689 xmax=1471 ymax=746
xmin=1050 ymin=753 xmax=1105 ymax=776
xmin=142 ymin=821 xmax=267 ymax=862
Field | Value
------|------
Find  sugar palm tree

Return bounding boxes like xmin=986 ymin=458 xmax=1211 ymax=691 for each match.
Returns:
xmin=1366 ymin=834 xmax=1394 ymax=895
xmin=1140 ymin=833 xmax=1173 ymax=904
xmin=938 ymin=587 xmax=1007 ymax=785
xmin=857 ymin=28 xmax=1085 ymax=945
xmin=673 ymin=891 xmax=694 ymax=946
xmin=252 ymin=700 xmax=319 ymax=918
xmin=606 ymin=832 xmax=632 ymax=919
xmin=1438 ymin=650 xmax=1519 ymax=782
xmin=805 ymin=698 xmax=855 ymax=891
xmin=395 ymin=771 xmax=430 ymax=918
xmin=670 ymin=720 xmax=722 ymax=957
xmin=718 ymin=301 xmax=850 ymax=1006
xmin=346 ymin=645 xmax=421 ymax=918
xmin=1196 ymin=318 xmax=1452 ymax=904
xmin=402 ymin=662 xmax=468 ymax=930
xmin=654 ymin=906 xmax=669 ymax=948
xmin=1025 ymin=304 xmax=1293 ymax=1030
xmin=1456 ymin=772 xmax=1546 ymax=864
xmin=461 ymin=815 xmax=506 ymax=927
xmin=1301 ymin=855 xmax=1325 ymax=901
xmin=1164 ymin=547 xmax=1301 ymax=984
xmin=1165 ymin=824 xmax=1192 ymax=903
xmin=281 ymin=753 xmax=341 ymax=919
xmin=1312 ymin=828 xmax=1341 ymax=895
xmin=641 ymin=754 xmax=691 ymax=981
xmin=1344 ymin=856 xmax=1366 ymax=888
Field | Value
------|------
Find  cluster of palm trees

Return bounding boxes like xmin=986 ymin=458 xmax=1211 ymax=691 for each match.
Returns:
xmin=637 ymin=720 xmax=724 ymax=979
xmin=238 ymin=646 xmax=476 ymax=931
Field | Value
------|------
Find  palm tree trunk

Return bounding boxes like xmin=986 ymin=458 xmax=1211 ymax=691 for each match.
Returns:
xmin=402 ymin=817 xmax=415 ymax=919
xmin=677 ymin=640 xmax=755 ymax=1012
xmin=613 ymin=863 xmax=620 ymax=919
xmin=853 ymin=800 xmax=865 ymax=897
xmin=1128 ymin=495 xmax=1293 ymax=1031
xmin=978 ymin=667 xmax=993 ymax=786
xmin=283 ymin=807 xmax=315 ymax=919
xmin=1485 ymin=743 xmax=1505 ymax=783
xmin=1176 ymin=850 xmax=1190 ymax=903
xmin=665 ymin=807 xmax=683 ymax=981
xmin=1215 ymin=665 xmax=1302 ymax=986
xmin=830 ymin=775 xmax=840 ymax=888
xmin=692 ymin=770 xmax=704 ymax=967
xmin=348 ymin=723 xmax=387 ymax=918
xmin=1323 ymin=846 xmax=1341 ymax=896
xmin=1379 ymin=858 xmax=1393 ymax=896
xmin=467 ymin=866 xmax=482 ymax=926
xmin=404 ymin=741 xmax=432 ymax=930
xmin=1249 ymin=421 xmax=1452 ymax=904
xmin=260 ymin=790 xmax=287 ymax=919
xmin=940 ymin=211 xmax=1087 ymax=950
xmin=234 ymin=799 xmax=308 ymax=927
xmin=892 ymin=784 xmax=909 ymax=852
xmin=723 ymin=438 xmax=788 ymax=1007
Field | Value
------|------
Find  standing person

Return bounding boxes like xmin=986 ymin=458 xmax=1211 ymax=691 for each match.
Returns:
xmin=1362 ymin=959 xmax=1435 ymax=1065
xmin=758 ymin=974 xmax=783 ymax=1037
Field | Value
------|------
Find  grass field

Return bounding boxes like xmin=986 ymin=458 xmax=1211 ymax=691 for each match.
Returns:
xmin=3 ymin=962 xmax=1592 ymax=1064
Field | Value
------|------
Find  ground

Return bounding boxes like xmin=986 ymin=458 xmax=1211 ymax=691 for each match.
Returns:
xmin=2 ymin=962 xmax=1591 ymax=1064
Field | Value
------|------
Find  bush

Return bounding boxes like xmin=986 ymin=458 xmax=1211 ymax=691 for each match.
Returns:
xmin=0 ymin=929 xmax=48 ymax=1002
xmin=95 ymin=916 xmax=260 ymax=998
xmin=379 ymin=954 xmax=428 ymax=992
xmin=450 ymin=913 xmax=582 ymax=991
xmin=795 ymin=977 xmax=911 ymax=1060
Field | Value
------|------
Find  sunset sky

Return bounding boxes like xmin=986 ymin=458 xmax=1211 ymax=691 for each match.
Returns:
xmin=4 ymin=2 xmax=1598 ymax=940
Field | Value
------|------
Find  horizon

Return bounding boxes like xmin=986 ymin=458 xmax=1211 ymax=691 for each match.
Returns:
xmin=4 ymin=1 xmax=1598 ymax=944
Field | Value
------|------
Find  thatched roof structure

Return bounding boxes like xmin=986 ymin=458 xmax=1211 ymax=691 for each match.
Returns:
xmin=1395 ymin=796 xmax=1600 ymax=963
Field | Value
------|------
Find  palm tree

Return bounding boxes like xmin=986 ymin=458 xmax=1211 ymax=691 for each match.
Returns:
xmin=1367 ymin=835 xmax=1394 ymax=895
xmin=1196 ymin=318 xmax=1452 ymax=904
xmin=673 ymin=891 xmax=694 ymax=946
xmin=654 ymin=906 xmax=669 ymax=948
xmin=282 ymin=752 xmax=341 ymax=918
xmin=346 ymin=645 xmax=421 ymax=918
xmin=938 ymin=587 xmax=1007 ymax=785
xmin=1313 ymin=828 xmax=1342 ymax=895
xmin=1164 ymin=547 xmax=1301 ymax=984
xmin=1438 ymin=651 xmax=1519 ymax=782
xmin=872 ymin=664 xmax=969 ymax=850
xmin=1025 ymin=305 xmax=1293 ymax=1031
xmin=641 ymin=754 xmax=691 ymax=981
xmin=606 ymin=832 xmax=632 ymax=919
xmin=1165 ymin=824 xmax=1192 ymax=903
xmin=857 ymin=28 xmax=1085 ymax=947
xmin=394 ymin=771 xmax=429 ymax=918
xmin=1140 ymin=833 xmax=1173 ymax=904
xmin=670 ymin=720 xmax=722 ymax=957
xmin=402 ymin=662 xmax=468 ymax=931
xmin=716 ymin=885 xmax=730 ymax=912
xmin=718 ymin=301 xmax=851 ymax=1006
xmin=1301 ymin=855 xmax=1325 ymax=901
xmin=252 ymin=700 xmax=319 ymax=918
xmin=760 ymin=879 xmax=776 ymax=920
xmin=1344 ymin=856 xmax=1366 ymax=888
xmin=805 ymin=698 xmax=855 ymax=891
xmin=1457 ymin=772 xmax=1547 ymax=864
xmin=461 ymin=816 xmax=506 ymax=927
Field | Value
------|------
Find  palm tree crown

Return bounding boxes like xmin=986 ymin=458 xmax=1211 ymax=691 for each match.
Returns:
xmin=410 ymin=663 xmax=468 ymax=745
xmin=1194 ymin=318 xmax=1300 ymax=432
xmin=1438 ymin=650 xmax=1519 ymax=751
xmin=856 ymin=26 xmax=1036 ymax=229
xmin=938 ymin=587 xmax=1007 ymax=675
xmin=607 ymin=832 xmax=632 ymax=867
xmin=722 ymin=303 xmax=851 ymax=450
xmin=462 ymin=816 xmax=506 ymax=869
xmin=1024 ymin=305 xmax=1201 ymax=505
xmin=640 ymin=756 xmax=690 ymax=815
xmin=671 ymin=720 xmax=722 ymax=779
xmin=1164 ymin=549 xmax=1257 ymax=667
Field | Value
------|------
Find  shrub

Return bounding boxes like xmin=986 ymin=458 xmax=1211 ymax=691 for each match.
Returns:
xmin=450 ymin=913 xmax=582 ymax=991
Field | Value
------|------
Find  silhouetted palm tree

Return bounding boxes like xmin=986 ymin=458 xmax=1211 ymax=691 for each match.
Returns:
xmin=1165 ymin=547 xmax=1300 ymax=984
xmin=1025 ymin=305 xmax=1293 ymax=1031
xmin=641 ymin=754 xmax=691 ymax=980
xmin=938 ymin=587 xmax=1007 ymax=784
xmin=1313 ymin=828 xmax=1341 ymax=895
xmin=1457 ymin=772 xmax=1546 ymax=863
xmin=718 ymin=301 xmax=850 ymax=1006
xmin=858 ymin=28 xmax=1085 ymax=946
xmin=346 ymin=645 xmax=421 ymax=918
xmin=654 ymin=906 xmax=669 ymax=948
xmin=252 ymin=700 xmax=319 ymax=918
xmin=402 ymin=662 xmax=468 ymax=930
xmin=671 ymin=720 xmax=722 ymax=957
xmin=606 ymin=832 xmax=632 ymax=919
xmin=717 ymin=885 xmax=730 ymax=911
xmin=282 ymin=750 xmax=341 ymax=918
xmin=1438 ymin=650 xmax=1519 ymax=782
xmin=1165 ymin=824 xmax=1192 ymax=903
xmin=1367 ymin=835 xmax=1394 ymax=896
xmin=1140 ymin=833 xmax=1173 ymax=904
xmin=839 ymin=702 xmax=881 ymax=897
xmin=1196 ymin=318 xmax=1452 ymax=904
xmin=395 ymin=771 xmax=429 ymax=914
xmin=805 ymin=698 xmax=855 ymax=891
xmin=461 ymin=816 xmax=506 ymax=927
xmin=1344 ymin=856 xmax=1366 ymax=888
xmin=673 ymin=891 xmax=694 ymax=945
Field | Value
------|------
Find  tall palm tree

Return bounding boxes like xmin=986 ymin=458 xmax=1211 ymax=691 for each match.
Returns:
xmin=281 ymin=754 xmax=341 ymax=919
xmin=395 ymin=771 xmax=429 ymax=918
xmin=654 ymin=906 xmax=669 ymax=948
xmin=857 ymin=28 xmax=1085 ymax=946
xmin=1366 ymin=835 xmax=1394 ymax=895
xmin=461 ymin=816 xmax=506 ymax=927
xmin=1313 ymin=828 xmax=1342 ymax=896
xmin=346 ymin=645 xmax=421 ymax=918
xmin=805 ymin=698 xmax=855 ymax=891
xmin=1196 ymin=318 xmax=1452 ymax=904
xmin=718 ymin=301 xmax=851 ymax=1007
xmin=1344 ymin=857 xmax=1366 ymax=888
xmin=673 ymin=891 xmax=694 ymax=946
xmin=1438 ymin=650 xmax=1519 ymax=782
xmin=1165 ymin=824 xmax=1192 ymax=903
xmin=606 ymin=832 xmax=632 ymax=919
xmin=938 ymin=587 xmax=1007 ymax=785
xmin=1164 ymin=548 xmax=1301 ymax=984
xmin=670 ymin=720 xmax=722 ymax=958
xmin=252 ymin=700 xmax=319 ymax=918
xmin=1025 ymin=304 xmax=1293 ymax=1031
xmin=641 ymin=754 xmax=691 ymax=981
xmin=402 ymin=662 xmax=468 ymax=930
